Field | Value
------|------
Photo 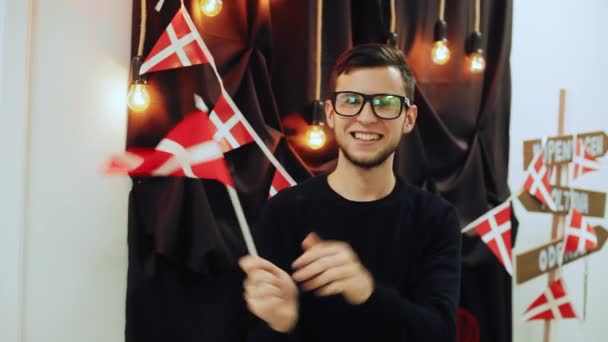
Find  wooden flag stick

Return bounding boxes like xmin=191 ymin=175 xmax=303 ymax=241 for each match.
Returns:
xmin=544 ymin=88 xmax=567 ymax=342
xmin=226 ymin=186 xmax=258 ymax=256
xmin=583 ymin=258 xmax=589 ymax=320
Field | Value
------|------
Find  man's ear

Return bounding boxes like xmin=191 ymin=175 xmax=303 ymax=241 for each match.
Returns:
xmin=402 ymin=105 xmax=418 ymax=134
xmin=325 ymin=100 xmax=335 ymax=128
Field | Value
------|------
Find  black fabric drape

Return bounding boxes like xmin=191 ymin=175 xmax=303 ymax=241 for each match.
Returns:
xmin=126 ymin=1 xmax=514 ymax=341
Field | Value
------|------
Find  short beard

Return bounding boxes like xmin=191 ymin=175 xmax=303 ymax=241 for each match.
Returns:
xmin=339 ymin=142 xmax=399 ymax=170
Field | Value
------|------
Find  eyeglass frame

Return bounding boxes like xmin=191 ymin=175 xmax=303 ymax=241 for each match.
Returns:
xmin=330 ymin=91 xmax=412 ymax=120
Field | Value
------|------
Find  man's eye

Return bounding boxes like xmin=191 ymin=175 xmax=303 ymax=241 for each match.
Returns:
xmin=345 ymin=97 xmax=359 ymax=104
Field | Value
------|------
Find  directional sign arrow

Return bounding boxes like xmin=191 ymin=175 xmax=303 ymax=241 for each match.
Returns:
xmin=523 ymin=131 xmax=607 ymax=169
xmin=518 ymin=187 xmax=606 ymax=218
xmin=516 ymin=226 xmax=608 ymax=284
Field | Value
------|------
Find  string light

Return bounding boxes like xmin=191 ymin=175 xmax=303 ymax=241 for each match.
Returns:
xmin=128 ymin=0 xmax=151 ymax=112
xmin=431 ymin=0 xmax=450 ymax=65
xmin=467 ymin=31 xmax=485 ymax=74
xmin=306 ymin=124 xmax=327 ymax=150
xmin=201 ymin=0 xmax=223 ymax=17
xmin=305 ymin=0 xmax=327 ymax=151
xmin=306 ymin=100 xmax=327 ymax=150
xmin=467 ymin=0 xmax=486 ymax=73
xmin=127 ymin=83 xmax=151 ymax=112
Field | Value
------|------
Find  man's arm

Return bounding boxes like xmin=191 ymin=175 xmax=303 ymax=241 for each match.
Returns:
xmin=350 ymin=205 xmax=462 ymax=341
xmin=289 ymin=203 xmax=461 ymax=341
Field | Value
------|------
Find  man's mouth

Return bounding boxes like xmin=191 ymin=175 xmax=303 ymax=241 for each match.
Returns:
xmin=350 ymin=132 xmax=383 ymax=141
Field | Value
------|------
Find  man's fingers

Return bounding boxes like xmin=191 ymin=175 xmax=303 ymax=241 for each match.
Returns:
xmin=240 ymin=255 xmax=285 ymax=277
xmin=292 ymin=253 xmax=349 ymax=282
xmin=314 ymin=279 xmax=347 ymax=297
xmin=244 ymin=269 xmax=275 ymax=287
xmin=245 ymin=282 xmax=282 ymax=299
xmin=245 ymin=293 xmax=283 ymax=314
xmin=292 ymin=242 xmax=352 ymax=269
xmin=298 ymin=264 xmax=356 ymax=291
xmin=301 ymin=232 xmax=323 ymax=250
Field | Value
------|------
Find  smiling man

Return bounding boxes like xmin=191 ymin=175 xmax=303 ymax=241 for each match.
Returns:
xmin=241 ymin=43 xmax=462 ymax=342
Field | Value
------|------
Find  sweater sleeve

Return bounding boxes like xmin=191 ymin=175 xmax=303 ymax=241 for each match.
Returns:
xmin=348 ymin=204 xmax=462 ymax=341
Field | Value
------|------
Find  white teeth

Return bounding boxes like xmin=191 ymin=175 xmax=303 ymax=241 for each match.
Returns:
xmin=352 ymin=132 xmax=381 ymax=141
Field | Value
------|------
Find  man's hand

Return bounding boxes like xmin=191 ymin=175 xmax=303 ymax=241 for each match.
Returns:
xmin=291 ymin=233 xmax=374 ymax=305
xmin=239 ymin=256 xmax=299 ymax=333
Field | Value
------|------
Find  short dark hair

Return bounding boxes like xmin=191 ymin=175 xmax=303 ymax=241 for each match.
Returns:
xmin=328 ymin=43 xmax=415 ymax=101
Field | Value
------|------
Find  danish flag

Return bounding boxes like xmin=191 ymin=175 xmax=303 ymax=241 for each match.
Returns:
xmin=268 ymin=168 xmax=296 ymax=198
xmin=570 ymin=139 xmax=600 ymax=181
xmin=524 ymin=279 xmax=576 ymax=321
xmin=524 ymin=151 xmax=557 ymax=211
xmin=106 ymin=111 xmax=233 ymax=187
xmin=462 ymin=200 xmax=513 ymax=275
xmin=207 ymin=90 xmax=255 ymax=152
xmin=563 ymin=208 xmax=598 ymax=253
xmin=139 ymin=6 xmax=214 ymax=75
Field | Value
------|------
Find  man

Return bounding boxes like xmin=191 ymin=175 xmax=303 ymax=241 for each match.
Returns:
xmin=240 ymin=43 xmax=461 ymax=341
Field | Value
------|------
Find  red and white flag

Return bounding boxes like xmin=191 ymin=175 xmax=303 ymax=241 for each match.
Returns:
xmin=139 ymin=6 xmax=215 ymax=75
xmin=106 ymin=111 xmax=233 ymax=187
xmin=524 ymin=279 xmax=576 ymax=321
xmin=524 ymin=151 xmax=557 ymax=211
xmin=564 ymin=208 xmax=598 ymax=254
xmin=268 ymin=167 xmax=296 ymax=198
xmin=570 ymin=138 xmax=600 ymax=181
xmin=208 ymin=89 xmax=255 ymax=151
xmin=462 ymin=200 xmax=513 ymax=275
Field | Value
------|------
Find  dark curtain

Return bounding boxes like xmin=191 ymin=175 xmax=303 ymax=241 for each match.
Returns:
xmin=125 ymin=1 xmax=514 ymax=341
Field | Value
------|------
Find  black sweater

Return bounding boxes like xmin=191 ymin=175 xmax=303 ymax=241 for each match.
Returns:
xmin=248 ymin=174 xmax=461 ymax=342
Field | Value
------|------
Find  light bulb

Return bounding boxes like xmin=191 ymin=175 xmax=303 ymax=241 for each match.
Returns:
xmin=201 ymin=0 xmax=223 ymax=17
xmin=127 ymin=83 xmax=151 ymax=112
xmin=431 ymin=40 xmax=451 ymax=65
xmin=306 ymin=124 xmax=326 ymax=150
xmin=468 ymin=51 xmax=486 ymax=74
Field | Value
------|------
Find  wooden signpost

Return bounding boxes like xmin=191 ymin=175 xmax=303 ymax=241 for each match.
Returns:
xmin=516 ymin=226 xmax=608 ymax=284
xmin=523 ymin=131 xmax=607 ymax=170
xmin=515 ymin=90 xmax=607 ymax=342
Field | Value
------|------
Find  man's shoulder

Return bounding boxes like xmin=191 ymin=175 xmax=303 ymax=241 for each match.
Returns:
xmin=265 ymin=174 xmax=326 ymax=209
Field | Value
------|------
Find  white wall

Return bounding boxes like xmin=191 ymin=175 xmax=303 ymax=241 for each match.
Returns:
xmin=511 ymin=1 xmax=608 ymax=341
xmin=1 ymin=1 xmax=131 ymax=341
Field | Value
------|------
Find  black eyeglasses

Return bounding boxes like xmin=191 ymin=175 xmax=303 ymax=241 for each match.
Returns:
xmin=331 ymin=91 xmax=411 ymax=120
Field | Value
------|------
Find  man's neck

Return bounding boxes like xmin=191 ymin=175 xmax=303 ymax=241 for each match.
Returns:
xmin=327 ymin=155 xmax=396 ymax=202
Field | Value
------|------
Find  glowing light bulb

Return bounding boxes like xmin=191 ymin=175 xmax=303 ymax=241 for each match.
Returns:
xmin=468 ymin=51 xmax=486 ymax=74
xmin=306 ymin=124 xmax=326 ymax=150
xmin=431 ymin=40 xmax=451 ymax=65
xmin=127 ymin=83 xmax=151 ymax=112
xmin=201 ymin=0 xmax=223 ymax=17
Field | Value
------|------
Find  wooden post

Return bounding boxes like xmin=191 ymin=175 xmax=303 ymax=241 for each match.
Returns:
xmin=543 ymin=89 xmax=567 ymax=342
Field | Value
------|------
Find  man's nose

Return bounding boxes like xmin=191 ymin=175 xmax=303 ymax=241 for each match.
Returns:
xmin=357 ymin=101 xmax=378 ymax=124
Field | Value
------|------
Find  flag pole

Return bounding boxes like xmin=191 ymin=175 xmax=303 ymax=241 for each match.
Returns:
xmin=226 ymin=186 xmax=258 ymax=256
xmin=583 ymin=257 xmax=589 ymax=320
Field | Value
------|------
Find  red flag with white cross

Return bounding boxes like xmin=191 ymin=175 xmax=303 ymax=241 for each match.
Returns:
xmin=570 ymin=138 xmax=601 ymax=181
xmin=139 ymin=6 xmax=215 ymax=75
xmin=462 ymin=199 xmax=513 ymax=275
xmin=207 ymin=89 xmax=255 ymax=152
xmin=524 ymin=279 xmax=576 ymax=321
xmin=524 ymin=151 xmax=557 ymax=211
xmin=106 ymin=110 xmax=233 ymax=187
xmin=563 ymin=208 xmax=598 ymax=254
xmin=268 ymin=167 xmax=296 ymax=198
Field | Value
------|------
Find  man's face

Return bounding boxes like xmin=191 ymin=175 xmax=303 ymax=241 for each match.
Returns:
xmin=325 ymin=66 xmax=417 ymax=170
